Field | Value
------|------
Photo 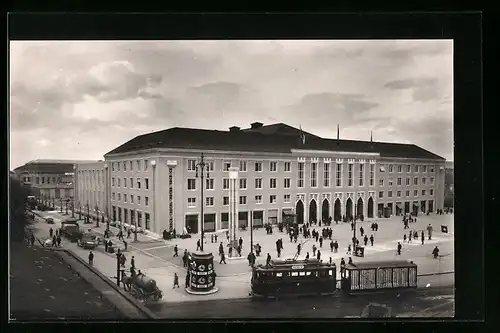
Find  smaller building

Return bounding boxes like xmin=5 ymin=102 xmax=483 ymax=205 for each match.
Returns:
xmin=74 ymin=161 xmax=109 ymax=221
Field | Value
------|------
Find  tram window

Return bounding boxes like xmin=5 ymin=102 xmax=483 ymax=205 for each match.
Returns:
xmin=328 ymin=270 xmax=333 ymax=276
xmin=291 ymin=272 xmax=299 ymax=277
xmin=276 ymin=272 xmax=283 ymax=277
xmin=299 ymin=272 xmax=306 ymax=276
xmin=305 ymin=272 xmax=312 ymax=276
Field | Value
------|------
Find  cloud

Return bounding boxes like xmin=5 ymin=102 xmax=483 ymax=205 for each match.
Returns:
xmin=9 ymin=40 xmax=453 ymax=169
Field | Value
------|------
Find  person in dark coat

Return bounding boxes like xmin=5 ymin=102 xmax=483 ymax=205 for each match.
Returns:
xmin=185 ymin=272 xmax=190 ymax=288
xmin=196 ymin=239 xmax=201 ymax=251
xmin=432 ymin=246 xmax=440 ymax=259
xmin=421 ymin=231 xmax=425 ymax=245
xmin=49 ymin=228 xmax=53 ymax=238
xmin=360 ymin=227 xmax=364 ymax=237
xmin=173 ymin=273 xmax=180 ymax=288
xmin=297 ymin=243 xmax=302 ymax=256
xmin=127 ymin=229 xmax=132 ymax=239
xmin=364 ymin=235 xmax=368 ymax=246
xmin=347 ymin=244 xmax=351 ymax=255
xmin=266 ymin=253 xmax=271 ymax=267
xmin=219 ymin=242 xmax=224 ymax=256
xmin=397 ymin=242 xmax=402 ymax=255
xmin=56 ymin=235 xmax=61 ymax=247
xmin=52 ymin=235 xmax=57 ymax=247
xmin=370 ymin=235 xmax=374 ymax=246
xmin=123 ymin=239 xmax=128 ymax=251
xmin=348 ymin=257 xmax=353 ymax=265
xmin=88 ymin=251 xmax=94 ymax=265
xmin=131 ymin=256 xmax=135 ymax=269
xmin=316 ymin=250 xmax=321 ymax=261
xmin=305 ymin=252 xmax=310 ymax=260
xmin=239 ymin=237 xmax=243 ymax=249
xmin=173 ymin=245 xmax=179 ymax=257
xmin=319 ymin=236 xmax=323 ymax=248
xmin=312 ymin=244 xmax=317 ymax=256
xmin=220 ymin=251 xmax=227 ymax=264
xmin=333 ymin=241 xmax=338 ymax=253
xmin=330 ymin=240 xmax=334 ymax=252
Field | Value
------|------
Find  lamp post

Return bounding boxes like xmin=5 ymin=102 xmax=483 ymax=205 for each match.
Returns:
xmin=71 ymin=199 xmax=75 ymax=218
xmin=116 ymin=252 xmax=122 ymax=286
xmin=105 ymin=207 xmax=109 ymax=231
xmin=250 ymin=209 xmax=254 ymax=255
xmin=353 ymin=202 xmax=357 ymax=254
xmin=60 ymin=198 xmax=63 ymax=213
xmin=95 ymin=205 xmax=100 ymax=227
xmin=65 ymin=198 xmax=69 ymax=215
xmin=195 ymin=153 xmax=209 ymax=252
xmin=78 ymin=203 xmax=82 ymax=220
xmin=86 ymin=203 xmax=90 ymax=224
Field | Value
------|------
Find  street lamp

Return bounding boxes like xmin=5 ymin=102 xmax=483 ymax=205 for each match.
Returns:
xmin=65 ymin=198 xmax=69 ymax=215
xmin=105 ymin=207 xmax=110 ymax=231
xmin=353 ymin=202 xmax=357 ymax=253
xmin=95 ymin=205 xmax=100 ymax=227
xmin=78 ymin=203 xmax=82 ymax=220
xmin=71 ymin=199 xmax=75 ymax=218
xmin=195 ymin=153 xmax=209 ymax=252
xmin=60 ymin=198 xmax=63 ymax=213
xmin=86 ymin=202 xmax=90 ymax=224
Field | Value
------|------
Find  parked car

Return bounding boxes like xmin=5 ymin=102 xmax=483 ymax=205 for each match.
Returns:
xmin=45 ymin=217 xmax=54 ymax=224
xmin=77 ymin=233 xmax=100 ymax=249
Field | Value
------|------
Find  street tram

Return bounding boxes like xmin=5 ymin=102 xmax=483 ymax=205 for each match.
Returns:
xmin=250 ymin=258 xmax=337 ymax=298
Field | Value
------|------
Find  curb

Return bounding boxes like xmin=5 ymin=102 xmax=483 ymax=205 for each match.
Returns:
xmin=45 ymin=247 xmax=157 ymax=319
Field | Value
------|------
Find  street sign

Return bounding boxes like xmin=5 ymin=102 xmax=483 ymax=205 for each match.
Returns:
xmin=291 ymin=265 xmax=304 ymax=270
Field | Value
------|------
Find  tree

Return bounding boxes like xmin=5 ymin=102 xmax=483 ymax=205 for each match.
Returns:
xmin=10 ymin=175 xmax=34 ymax=242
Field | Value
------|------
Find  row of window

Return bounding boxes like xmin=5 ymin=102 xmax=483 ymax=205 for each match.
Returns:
xmin=379 ymin=189 xmax=434 ymax=199
xmin=187 ymin=193 xmax=292 ymax=208
xmin=111 ymin=193 xmax=149 ymax=206
xmin=111 ymin=160 xmax=150 ymax=172
xmin=379 ymin=177 xmax=435 ymax=187
xmin=111 ymin=177 xmax=149 ymax=189
xmin=187 ymin=159 xmax=436 ymax=174
xmin=33 ymin=176 xmax=61 ymax=184
xmin=112 ymin=206 xmax=151 ymax=230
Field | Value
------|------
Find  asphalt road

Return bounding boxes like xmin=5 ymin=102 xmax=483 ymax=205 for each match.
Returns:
xmin=147 ymin=286 xmax=454 ymax=318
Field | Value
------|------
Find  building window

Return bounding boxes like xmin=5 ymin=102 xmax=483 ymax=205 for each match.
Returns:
xmin=223 ymin=196 xmax=229 ymax=206
xmin=406 ymin=177 xmax=410 ymax=186
xmin=239 ymin=196 xmax=247 ymax=205
xmin=255 ymin=178 xmax=262 ymax=189
xmin=223 ymin=178 xmax=230 ymax=190
xmin=379 ymin=178 xmax=384 ymax=186
xmin=206 ymin=178 xmax=215 ymax=190
xmin=414 ymin=190 xmax=418 ymax=197
xmin=422 ymin=177 xmax=426 ymax=185
xmin=397 ymin=191 xmax=401 ymax=197
xmin=406 ymin=165 xmax=411 ymax=173
xmin=205 ymin=161 xmax=214 ymax=172
xmin=124 ymin=178 xmax=127 ymax=187
xmin=414 ymin=165 xmax=419 ymax=173
xmin=284 ymin=178 xmax=291 ymax=189
xmin=239 ymin=161 xmax=247 ymax=172
xmin=206 ymin=197 xmax=214 ymax=207
xmin=388 ymin=177 xmax=393 ymax=186
xmin=336 ymin=163 xmax=342 ymax=187
xmin=284 ymin=162 xmax=291 ymax=172
xmin=430 ymin=189 xmax=434 ymax=196
xmin=136 ymin=160 xmax=141 ymax=171
xmin=422 ymin=190 xmax=426 ymax=196
xmin=187 ymin=159 xmax=196 ymax=172
xmin=223 ymin=161 xmax=231 ymax=172
xmin=369 ymin=164 xmax=375 ymax=186
xmin=270 ymin=178 xmax=277 ymax=189
xmin=397 ymin=177 xmax=402 ymax=186
xmin=323 ymin=163 xmax=330 ymax=187
xmin=112 ymin=163 xmax=115 ymax=172
xmin=130 ymin=161 xmax=133 ymax=171
xmin=389 ymin=164 xmax=394 ymax=173
xmin=398 ymin=165 xmax=402 ymax=173
xmin=47 ymin=177 xmax=50 ymax=184
xmin=118 ymin=193 xmax=121 ymax=201
xmin=298 ymin=162 xmax=305 ymax=188
xmin=187 ymin=179 xmax=196 ymax=190
xmin=270 ymin=161 xmax=277 ymax=172
xmin=422 ymin=165 xmax=427 ymax=173
xmin=117 ymin=178 xmax=121 ymax=187
xmin=239 ymin=178 xmax=247 ymax=190
xmin=188 ymin=197 xmax=196 ymax=208
xmin=284 ymin=194 xmax=291 ymax=203
xmin=413 ymin=177 xmax=418 ymax=186
xmin=379 ymin=164 xmax=386 ymax=172
xmin=358 ymin=164 xmax=364 ymax=187
xmin=254 ymin=162 xmax=262 ymax=172
xmin=144 ymin=160 xmax=148 ymax=171
xmin=137 ymin=196 xmax=141 ymax=205
xmin=348 ymin=164 xmax=353 ymax=187
xmin=36 ymin=177 xmax=40 ymax=184
xmin=145 ymin=197 xmax=149 ymax=206
xmin=131 ymin=195 xmax=134 ymax=204
xmin=112 ymin=192 xmax=116 ymax=200
xmin=255 ymin=195 xmax=262 ymax=204
xmin=112 ymin=177 xmax=115 ymax=186
xmin=378 ymin=191 xmax=384 ymax=198
xmin=137 ymin=178 xmax=141 ymax=189
xmin=270 ymin=195 xmax=277 ymax=204
xmin=117 ymin=163 xmax=120 ymax=171
xmin=405 ymin=190 xmax=410 ymax=197
xmin=124 ymin=194 xmax=128 ymax=203
xmin=430 ymin=165 xmax=435 ymax=173
xmin=430 ymin=177 xmax=435 ymax=185
xmin=42 ymin=177 xmax=45 ymax=184
xmin=123 ymin=161 xmax=127 ymax=171
xmin=309 ymin=162 xmax=317 ymax=187
xmin=388 ymin=191 xmax=393 ymax=198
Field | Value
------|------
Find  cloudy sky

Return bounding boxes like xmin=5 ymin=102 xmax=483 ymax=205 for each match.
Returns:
xmin=10 ymin=40 xmax=453 ymax=169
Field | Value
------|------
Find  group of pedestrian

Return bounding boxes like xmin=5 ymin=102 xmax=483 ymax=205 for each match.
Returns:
xmin=370 ymin=222 xmax=379 ymax=231
xmin=48 ymin=227 xmax=62 ymax=247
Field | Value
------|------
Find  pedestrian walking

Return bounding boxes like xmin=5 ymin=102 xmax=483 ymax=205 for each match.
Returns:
xmin=220 ymin=251 xmax=227 ymax=264
xmin=370 ymin=235 xmax=374 ymax=246
xmin=120 ymin=254 xmax=126 ymax=268
xmin=421 ymin=231 xmax=425 ymax=245
xmin=432 ymin=246 xmax=440 ymax=259
xmin=49 ymin=228 xmax=53 ymax=238
xmin=56 ymin=235 xmax=61 ymax=247
xmin=297 ymin=243 xmax=302 ymax=256
xmin=347 ymin=244 xmax=351 ymax=255
xmin=88 ymin=251 xmax=94 ymax=266
xmin=127 ymin=229 xmax=132 ymax=239
xmin=131 ymin=256 xmax=135 ymax=269
xmin=360 ymin=226 xmax=364 ymax=237
xmin=403 ymin=234 xmax=407 ymax=243
xmin=52 ymin=235 xmax=57 ymax=247
xmin=104 ymin=240 xmax=109 ymax=252
xmin=348 ymin=257 xmax=353 ymax=265
xmin=312 ymin=244 xmax=317 ymax=256
xmin=316 ymin=250 xmax=321 ymax=261
xmin=30 ymin=234 xmax=35 ymax=247
xmin=408 ymin=231 xmax=412 ymax=243
xmin=196 ymin=239 xmax=201 ymax=251
xmin=239 ymin=237 xmax=243 ymax=249
xmin=330 ymin=240 xmax=334 ymax=252
xmin=329 ymin=257 xmax=332 ymax=264
xmin=226 ymin=230 xmax=230 ymax=242
xmin=397 ymin=242 xmax=402 ymax=255
xmin=123 ymin=239 xmax=128 ymax=251
xmin=173 ymin=273 xmax=180 ymax=288
xmin=173 ymin=245 xmax=179 ymax=257
xmin=305 ymin=252 xmax=310 ymax=260
xmin=185 ymin=272 xmax=190 ymax=288
xmin=266 ymin=253 xmax=271 ymax=267
xmin=427 ymin=224 xmax=433 ymax=240
xmin=334 ymin=241 xmax=338 ymax=253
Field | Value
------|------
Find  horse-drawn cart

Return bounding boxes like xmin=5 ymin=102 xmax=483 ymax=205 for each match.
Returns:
xmin=124 ymin=274 xmax=163 ymax=303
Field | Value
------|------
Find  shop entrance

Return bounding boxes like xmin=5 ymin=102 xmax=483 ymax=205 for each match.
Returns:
xmin=185 ymin=214 xmax=198 ymax=234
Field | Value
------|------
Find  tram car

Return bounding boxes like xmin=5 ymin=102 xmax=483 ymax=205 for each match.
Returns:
xmin=251 ymin=258 xmax=337 ymax=298
xmin=250 ymin=259 xmax=418 ymax=298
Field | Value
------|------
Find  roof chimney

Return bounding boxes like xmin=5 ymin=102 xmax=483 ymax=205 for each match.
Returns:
xmin=229 ymin=126 xmax=241 ymax=132
xmin=250 ymin=122 xmax=264 ymax=129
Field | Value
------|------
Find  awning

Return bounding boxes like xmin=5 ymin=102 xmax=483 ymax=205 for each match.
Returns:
xmin=396 ymin=202 xmax=402 ymax=208
xmin=268 ymin=209 xmax=278 ymax=218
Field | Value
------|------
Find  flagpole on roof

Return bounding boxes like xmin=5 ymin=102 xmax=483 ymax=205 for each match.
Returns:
xmin=337 ymin=124 xmax=340 ymax=146
xmin=370 ymin=131 xmax=373 ymax=143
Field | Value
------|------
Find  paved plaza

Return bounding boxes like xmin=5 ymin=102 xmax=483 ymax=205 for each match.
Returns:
xmin=33 ymin=210 xmax=454 ymax=304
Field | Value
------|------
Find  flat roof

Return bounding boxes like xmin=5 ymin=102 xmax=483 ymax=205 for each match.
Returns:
xmin=346 ymin=260 xmax=417 ymax=270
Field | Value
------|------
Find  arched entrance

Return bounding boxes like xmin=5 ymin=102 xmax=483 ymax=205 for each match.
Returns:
xmin=309 ymin=199 xmax=317 ymax=223
xmin=346 ymin=198 xmax=353 ymax=220
xmin=367 ymin=197 xmax=374 ymax=218
xmin=322 ymin=199 xmax=329 ymax=222
xmin=295 ymin=200 xmax=304 ymax=224
xmin=334 ymin=199 xmax=341 ymax=222
xmin=357 ymin=197 xmax=364 ymax=218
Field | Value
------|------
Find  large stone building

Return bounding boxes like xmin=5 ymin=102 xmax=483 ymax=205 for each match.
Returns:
xmin=103 ymin=122 xmax=447 ymax=237
xmin=13 ymin=159 xmax=95 ymax=206
xmin=74 ymin=161 xmax=109 ymax=221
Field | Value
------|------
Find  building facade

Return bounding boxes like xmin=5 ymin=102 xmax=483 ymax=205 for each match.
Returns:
xmin=104 ymin=123 xmax=447 ymax=237
xmin=74 ymin=161 xmax=109 ymax=221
